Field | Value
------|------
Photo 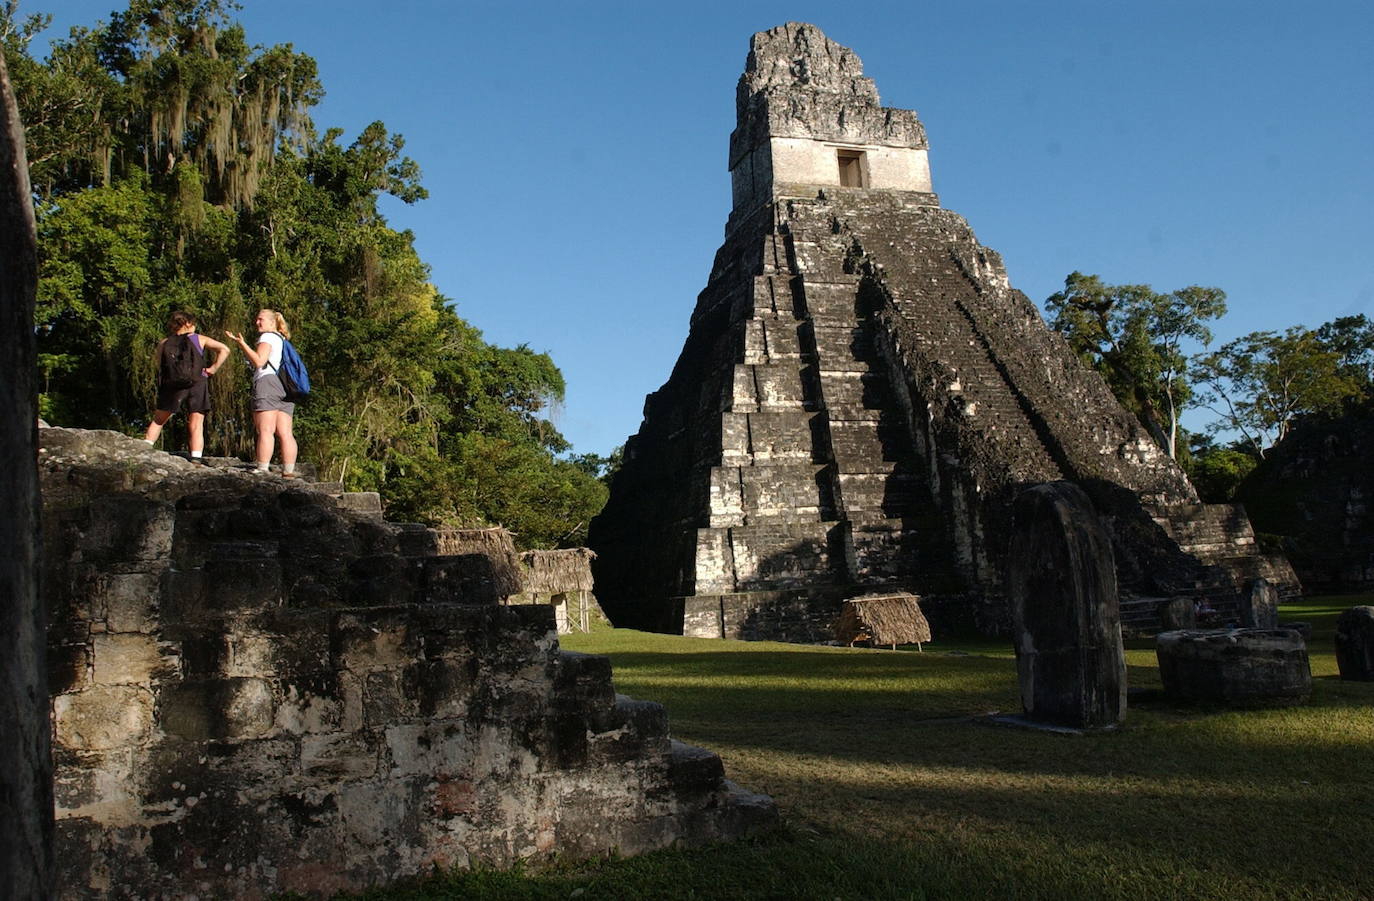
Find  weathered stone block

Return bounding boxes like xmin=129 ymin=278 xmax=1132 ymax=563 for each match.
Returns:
xmin=95 ymin=570 xmax=162 ymax=632
xmin=424 ymin=553 xmax=506 ymax=605
xmin=79 ymin=496 xmax=174 ymax=564
xmin=237 ymin=609 xmax=331 ymax=678
xmin=386 ymin=722 xmax=471 ymax=777
xmin=335 ymin=491 xmax=383 ymax=516
xmin=683 ymin=594 xmax=725 ymax=638
xmin=52 ymin=746 xmax=141 ymax=818
xmin=53 ymin=685 xmax=155 ymax=750
xmin=302 ymin=733 xmax=380 ymax=779
xmin=408 ymin=657 xmax=477 ymax=718
xmin=346 ymin=554 xmax=419 ymax=606
xmin=1334 ymin=606 xmax=1374 ymax=681
xmin=274 ymin=673 xmax=346 ymax=734
xmin=160 ymin=677 xmax=276 ymax=740
xmin=364 ymin=669 xmax=421 ymax=724
xmin=738 ymin=464 xmax=827 ymax=519
xmin=668 ymin=740 xmax=725 ymax=797
xmin=163 ymin=557 xmax=282 ymax=624
xmin=553 ymin=651 xmax=616 ymax=714
xmin=333 ymin=608 xmax=417 ymax=671
xmin=144 ymin=738 xmax=299 ymax=805
xmin=1156 ymin=629 xmax=1311 ymax=705
xmin=1008 ymin=482 xmax=1126 ymax=729
xmin=91 ymin=632 xmax=176 ymax=686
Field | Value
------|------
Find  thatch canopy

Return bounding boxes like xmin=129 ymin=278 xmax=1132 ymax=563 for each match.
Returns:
xmin=433 ymin=527 xmax=523 ymax=597
xmin=519 ymin=548 xmax=596 ymax=595
xmin=833 ymin=593 xmax=932 ymax=647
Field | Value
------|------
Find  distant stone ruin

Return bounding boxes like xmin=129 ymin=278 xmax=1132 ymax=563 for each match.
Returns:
xmin=1239 ymin=409 xmax=1374 ymax=593
xmin=588 ymin=22 xmax=1295 ymax=639
xmin=41 ymin=428 xmax=774 ymax=900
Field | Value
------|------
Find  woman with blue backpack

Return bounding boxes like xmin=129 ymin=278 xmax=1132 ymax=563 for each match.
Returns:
xmin=227 ymin=308 xmax=302 ymax=478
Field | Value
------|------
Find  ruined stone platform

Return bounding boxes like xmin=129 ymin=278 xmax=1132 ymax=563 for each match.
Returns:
xmin=40 ymin=428 xmax=775 ymax=899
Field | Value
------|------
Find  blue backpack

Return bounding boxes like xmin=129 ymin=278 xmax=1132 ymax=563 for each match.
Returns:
xmin=271 ymin=338 xmax=311 ymax=402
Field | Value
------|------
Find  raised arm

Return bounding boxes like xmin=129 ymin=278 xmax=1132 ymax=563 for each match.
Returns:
xmin=198 ymin=335 xmax=231 ymax=376
xmin=226 ymin=330 xmax=270 ymax=369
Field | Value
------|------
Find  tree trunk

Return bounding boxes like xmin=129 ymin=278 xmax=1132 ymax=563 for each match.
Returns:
xmin=0 ymin=47 xmax=55 ymax=900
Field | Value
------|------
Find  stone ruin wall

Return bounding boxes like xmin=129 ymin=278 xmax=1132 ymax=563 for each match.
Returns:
xmin=1238 ymin=409 xmax=1374 ymax=593
xmin=588 ymin=23 xmax=1296 ymax=640
xmin=40 ymin=428 xmax=773 ymax=900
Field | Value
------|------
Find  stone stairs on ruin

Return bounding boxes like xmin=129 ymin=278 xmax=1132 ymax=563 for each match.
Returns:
xmin=694 ymin=218 xmax=932 ymax=603
xmin=170 ymin=451 xmax=385 ymax=518
xmin=1149 ymin=502 xmax=1303 ymax=600
xmin=786 ymin=197 xmax=1065 ymax=488
xmin=699 ymin=231 xmax=846 ymax=597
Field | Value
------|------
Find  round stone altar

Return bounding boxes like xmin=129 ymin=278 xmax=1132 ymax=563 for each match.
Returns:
xmin=1156 ymin=629 xmax=1311 ymax=706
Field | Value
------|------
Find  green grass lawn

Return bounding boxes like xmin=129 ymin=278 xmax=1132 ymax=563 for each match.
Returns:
xmin=354 ymin=596 xmax=1374 ymax=901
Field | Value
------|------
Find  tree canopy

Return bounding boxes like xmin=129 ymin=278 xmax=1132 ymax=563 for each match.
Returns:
xmin=1192 ymin=326 xmax=1365 ymax=456
xmin=1048 ymin=271 xmax=1371 ymax=475
xmin=8 ymin=0 xmax=605 ymax=547
xmin=1046 ymin=271 xmax=1226 ymax=459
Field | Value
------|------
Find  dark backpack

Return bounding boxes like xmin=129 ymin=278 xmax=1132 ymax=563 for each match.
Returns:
xmin=271 ymin=338 xmax=311 ymax=402
xmin=158 ymin=334 xmax=199 ymax=390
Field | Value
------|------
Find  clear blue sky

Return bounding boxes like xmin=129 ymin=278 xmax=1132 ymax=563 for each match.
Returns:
xmin=30 ymin=1 xmax=1374 ymax=456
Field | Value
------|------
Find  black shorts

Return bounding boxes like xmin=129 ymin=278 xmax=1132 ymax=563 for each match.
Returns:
xmin=156 ymin=379 xmax=210 ymax=415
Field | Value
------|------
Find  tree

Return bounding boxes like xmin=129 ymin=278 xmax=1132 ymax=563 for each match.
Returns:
xmin=1184 ymin=435 xmax=1259 ymax=502
xmin=16 ymin=1 xmax=610 ymax=548
xmin=1046 ymin=272 xmax=1226 ymax=458
xmin=1314 ymin=314 xmax=1374 ymax=396
xmin=1192 ymin=326 xmax=1364 ymax=455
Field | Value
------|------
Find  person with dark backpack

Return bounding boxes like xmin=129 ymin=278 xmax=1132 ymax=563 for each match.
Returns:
xmin=143 ymin=311 xmax=229 ymax=459
xmin=227 ymin=308 xmax=303 ymax=477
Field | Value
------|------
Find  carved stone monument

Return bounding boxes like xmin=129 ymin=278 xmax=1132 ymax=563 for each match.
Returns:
xmin=588 ymin=22 xmax=1292 ymax=640
xmin=1240 ymin=577 xmax=1280 ymax=629
xmin=1007 ymin=482 xmax=1126 ymax=729
xmin=1334 ymin=606 xmax=1374 ymax=681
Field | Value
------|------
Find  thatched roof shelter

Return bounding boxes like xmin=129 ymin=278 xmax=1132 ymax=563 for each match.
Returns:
xmin=432 ymin=527 xmax=524 ymax=597
xmin=833 ymin=593 xmax=932 ymax=648
xmin=519 ymin=548 xmax=596 ymax=596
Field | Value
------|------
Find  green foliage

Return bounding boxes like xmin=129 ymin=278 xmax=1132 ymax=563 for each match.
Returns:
xmin=568 ymin=443 xmax=624 ymax=484
xmin=1314 ymin=313 xmax=1374 ymax=396
xmin=1046 ymin=272 xmax=1226 ymax=458
xmin=1184 ymin=440 xmax=1258 ymax=502
xmin=18 ymin=0 xmax=606 ymax=547
xmin=1192 ymin=326 xmax=1364 ymax=455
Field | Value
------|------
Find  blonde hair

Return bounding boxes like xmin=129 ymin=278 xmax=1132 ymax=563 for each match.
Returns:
xmin=259 ymin=309 xmax=292 ymax=340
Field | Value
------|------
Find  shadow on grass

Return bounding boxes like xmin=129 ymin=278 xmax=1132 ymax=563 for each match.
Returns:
xmin=556 ymin=632 xmax=1374 ymax=900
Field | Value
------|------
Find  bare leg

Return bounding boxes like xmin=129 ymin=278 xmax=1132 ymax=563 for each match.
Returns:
xmin=253 ymin=410 xmax=276 ymax=466
xmin=188 ymin=411 xmax=205 ymax=454
xmin=144 ymin=409 xmax=172 ymax=444
xmin=276 ymin=413 xmax=297 ymax=466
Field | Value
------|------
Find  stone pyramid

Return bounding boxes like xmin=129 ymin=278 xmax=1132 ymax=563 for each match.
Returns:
xmin=588 ymin=23 xmax=1295 ymax=640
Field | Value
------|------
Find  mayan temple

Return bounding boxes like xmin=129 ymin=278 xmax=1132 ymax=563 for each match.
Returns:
xmin=588 ymin=23 xmax=1295 ymax=640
